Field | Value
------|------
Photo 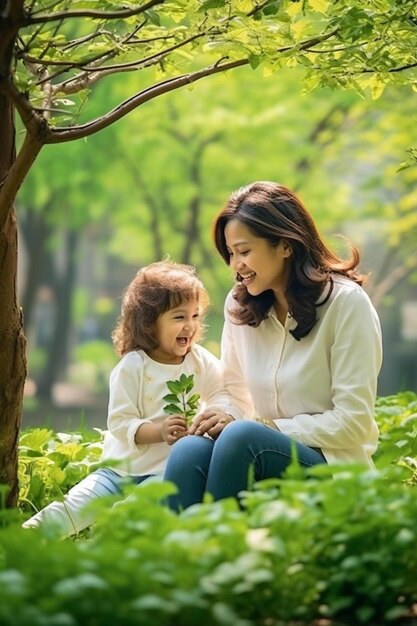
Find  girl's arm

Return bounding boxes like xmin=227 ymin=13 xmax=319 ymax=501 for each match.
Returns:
xmin=107 ymin=352 xmax=151 ymax=451
xmin=135 ymin=416 xmax=187 ymax=445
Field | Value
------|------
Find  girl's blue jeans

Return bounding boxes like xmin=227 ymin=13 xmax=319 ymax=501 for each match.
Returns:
xmin=163 ymin=420 xmax=327 ymax=511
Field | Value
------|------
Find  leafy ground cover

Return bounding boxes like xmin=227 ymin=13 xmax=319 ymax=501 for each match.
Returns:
xmin=0 ymin=392 xmax=416 ymax=626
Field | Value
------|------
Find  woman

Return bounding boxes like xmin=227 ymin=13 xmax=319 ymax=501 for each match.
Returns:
xmin=163 ymin=181 xmax=382 ymax=511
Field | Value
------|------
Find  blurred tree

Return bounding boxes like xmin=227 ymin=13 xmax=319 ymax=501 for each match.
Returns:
xmin=1 ymin=0 xmax=416 ymax=504
xmin=335 ymin=95 xmax=417 ymax=307
xmin=18 ymin=135 xmax=114 ymax=401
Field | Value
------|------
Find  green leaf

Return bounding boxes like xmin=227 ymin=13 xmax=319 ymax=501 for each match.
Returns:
xmin=198 ymin=0 xmax=226 ymax=11
xmin=166 ymin=380 xmax=182 ymax=394
xmin=248 ymin=54 xmax=261 ymax=69
xmin=261 ymin=1 xmax=280 ymax=16
xmin=163 ymin=403 xmax=183 ymax=415
xmin=164 ymin=374 xmax=200 ymax=425
xmin=162 ymin=393 xmax=180 ymax=403
xmin=178 ymin=373 xmax=189 ymax=386
xmin=144 ymin=10 xmax=161 ymax=26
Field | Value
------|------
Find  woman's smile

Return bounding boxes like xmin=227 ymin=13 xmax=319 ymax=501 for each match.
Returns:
xmin=225 ymin=218 xmax=291 ymax=297
xmin=239 ymin=271 xmax=256 ymax=287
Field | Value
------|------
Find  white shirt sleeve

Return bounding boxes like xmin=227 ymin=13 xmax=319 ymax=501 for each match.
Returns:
xmin=195 ymin=346 xmax=235 ymax=416
xmin=107 ymin=352 xmax=148 ymax=452
xmin=277 ymin=287 xmax=382 ymax=449
xmin=220 ymin=305 xmax=256 ymax=420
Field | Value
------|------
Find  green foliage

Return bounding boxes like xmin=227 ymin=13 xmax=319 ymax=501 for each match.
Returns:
xmin=10 ymin=0 xmax=417 ymax=138
xmin=397 ymin=146 xmax=417 ymax=173
xmin=374 ymin=391 xmax=417 ymax=483
xmin=163 ymin=373 xmax=201 ymax=427
xmin=8 ymin=391 xmax=417 ymax=625
xmin=18 ymin=428 xmax=104 ymax=515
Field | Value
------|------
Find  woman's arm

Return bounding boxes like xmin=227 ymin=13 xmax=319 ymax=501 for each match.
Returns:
xmin=277 ymin=288 xmax=382 ymax=450
xmin=188 ymin=346 xmax=236 ymax=437
xmin=220 ymin=298 xmax=257 ymax=420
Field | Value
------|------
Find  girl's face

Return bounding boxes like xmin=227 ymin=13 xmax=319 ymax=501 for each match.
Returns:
xmin=148 ymin=298 xmax=201 ymax=364
xmin=224 ymin=218 xmax=291 ymax=297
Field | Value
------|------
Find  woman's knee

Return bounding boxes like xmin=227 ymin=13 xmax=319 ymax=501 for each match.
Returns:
xmin=166 ymin=434 xmax=214 ymax=467
xmin=219 ymin=419 xmax=262 ymax=445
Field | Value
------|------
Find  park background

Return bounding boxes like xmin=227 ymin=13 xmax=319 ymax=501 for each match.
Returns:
xmin=17 ymin=62 xmax=417 ymax=430
xmin=1 ymin=4 xmax=416 ymax=624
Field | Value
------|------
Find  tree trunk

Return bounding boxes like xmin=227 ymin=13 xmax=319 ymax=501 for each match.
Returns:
xmin=0 ymin=94 xmax=26 ymax=508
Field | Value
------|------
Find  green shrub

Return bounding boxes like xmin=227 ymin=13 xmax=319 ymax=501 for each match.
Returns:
xmin=374 ymin=391 xmax=417 ymax=484
xmin=19 ymin=427 xmax=104 ymax=515
xmin=4 ymin=392 xmax=416 ymax=625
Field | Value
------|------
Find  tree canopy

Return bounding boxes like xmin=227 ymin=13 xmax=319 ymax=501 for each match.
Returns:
xmin=2 ymin=0 xmax=417 ymax=213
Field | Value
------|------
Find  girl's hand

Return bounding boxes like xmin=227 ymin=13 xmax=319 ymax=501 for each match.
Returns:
xmin=161 ymin=415 xmax=188 ymax=446
xmin=189 ymin=409 xmax=234 ymax=439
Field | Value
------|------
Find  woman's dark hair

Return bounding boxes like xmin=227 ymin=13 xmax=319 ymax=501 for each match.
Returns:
xmin=214 ymin=181 xmax=365 ymax=340
xmin=112 ymin=261 xmax=209 ymax=356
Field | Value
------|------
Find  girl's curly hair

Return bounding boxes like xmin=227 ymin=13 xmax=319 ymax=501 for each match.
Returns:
xmin=214 ymin=181 xmax=366 ymax=340
xmin=112 ymin=261 xmax=209 ymax=356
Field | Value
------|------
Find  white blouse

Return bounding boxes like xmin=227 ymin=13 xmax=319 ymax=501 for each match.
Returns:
xmin=221 ymin=276 xmax=383 ymax=467
xmin=101 ymin=345 xmax=230 ymax=476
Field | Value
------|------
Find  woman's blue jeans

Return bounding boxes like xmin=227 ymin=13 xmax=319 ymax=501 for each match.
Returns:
xmin=163 ymin=420 xmax=327 ymax=511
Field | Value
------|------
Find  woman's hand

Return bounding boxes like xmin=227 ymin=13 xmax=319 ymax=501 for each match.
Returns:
xmin=161 ymin=415 xmax=188 ymax=446
xmin=189 ymin=409 xmax=234 ymax=439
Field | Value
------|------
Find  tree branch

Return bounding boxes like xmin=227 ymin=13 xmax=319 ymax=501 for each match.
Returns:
xmin=387 ymin=61 xmax=417 ymax=73
xmin=247 ymin=1 xmax=274 ymax=18
xmin=5 ymin=25 xmax=342 ymax=148
xmin=25 ymin=0 xmax=166 ymax=25
xmin=35 ymin=24 xmax=147 ymax=86
xmin=59 ymin=31 xmax=206 ymax=78
xmin=60 ymin=29 xmax=113 ymax=51
xmin=0 ymin=0 xmax=25 ymax=63
xmin=0 ymin=132 xmax=43 ymax=230
xmin=22 ymin=51 xmax=114 ymax=68
xmin=50 ymin=26 xmax=339 ymax=100
xmin=0 ymin=75 xmax=47 ymax=136
xmin=45 ymin=58 xmax=249 ymax=142
xmin=368 ymin=254 xmax=417 ymax=308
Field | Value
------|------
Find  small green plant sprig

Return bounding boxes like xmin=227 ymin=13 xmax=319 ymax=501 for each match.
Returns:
xmin=163 ymin=373 xmax=200 ymax=428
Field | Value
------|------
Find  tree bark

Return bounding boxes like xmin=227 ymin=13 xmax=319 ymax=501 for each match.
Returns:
xmin=0 ymin=211 xmax=26 ymax=507
xmin=0 ymin=0 xmax=42 ymax=503
xmin=0 ymin=90 xmax=26 ymax=506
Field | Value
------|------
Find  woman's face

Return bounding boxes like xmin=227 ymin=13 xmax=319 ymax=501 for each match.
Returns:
xmin=224 ymin=218 xmax=291 ymax=296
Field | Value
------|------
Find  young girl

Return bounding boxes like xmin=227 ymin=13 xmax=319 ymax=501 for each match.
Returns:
xmin=23 ymin=261 xmax=231 ymax=536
